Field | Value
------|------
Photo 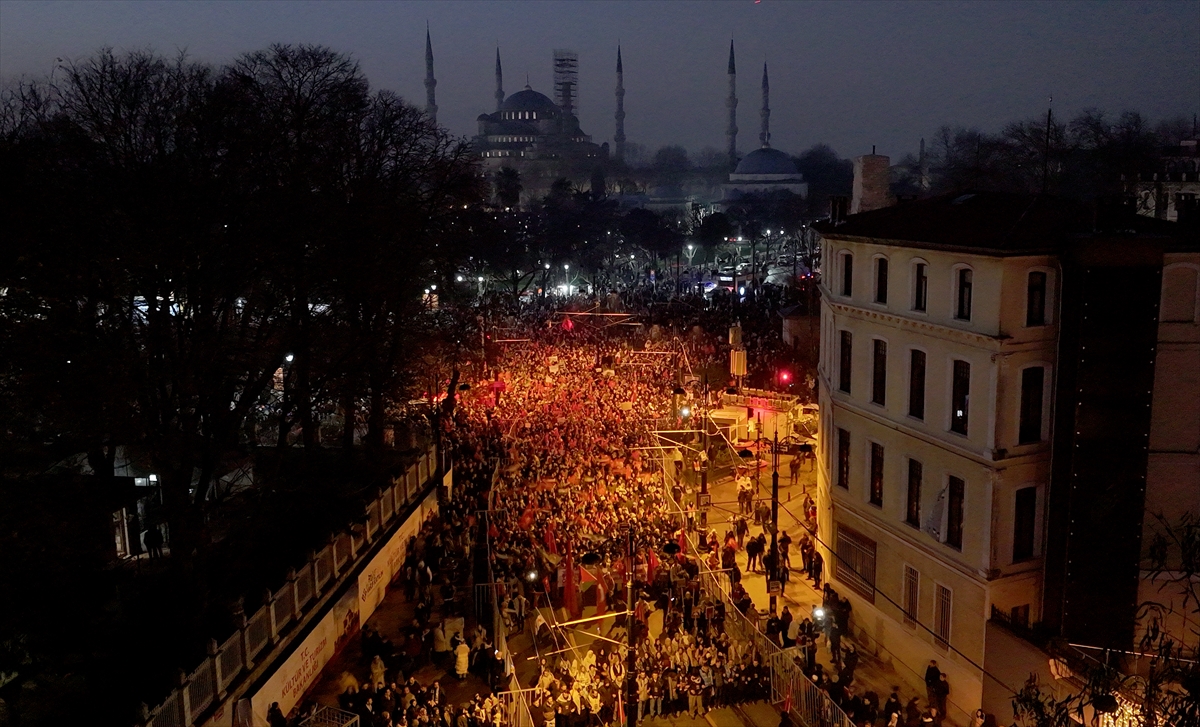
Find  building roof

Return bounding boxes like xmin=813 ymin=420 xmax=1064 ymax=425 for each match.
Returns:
xmin=733 ymin=147 xmax=799 ymax=176
xmin=501 ymin=87 xmax=559 ymax=113
xmin=815 ymin=191 xmax=1183 ymax=255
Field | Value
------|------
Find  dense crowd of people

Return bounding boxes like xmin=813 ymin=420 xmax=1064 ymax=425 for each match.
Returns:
xmin=298 ymin=291 xmax=966 ymax=727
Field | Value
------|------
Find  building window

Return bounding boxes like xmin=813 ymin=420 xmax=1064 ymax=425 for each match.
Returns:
xmin=906 ymin=459 xmax=922 ymax=528
xmin=871 ymin=339 xmax=887 ymax=406
xmin=903 ymin=565 xmax=920 ymax=626
xmin=1013 ymin=486 xmax=1037 ymax=562
xmin=1018 ymin=366 xmax=1045 ymax=444
xmin=909 ymin=350 xmax=926 ymax=420
xmin=934 ymin=584 xmax=952 ymax=648
xmin=869 ymin=443 xmax=884 ymax=507
xmin=950 ymin=360 xmax=970 ymax=435
xmin=841 ymin=252 xmax=854 ymax=297
xmin=913 ymin=262 xmax=928 ymax=312
xmin=875 ymin=257 xmax=889 ymax=304
xmin=1027 ymin=271 xmax=1047 ymax=326
xmin=946 ymin=476 xmax=965 ymax=550
xmin=837 ymin=428 xmax=851 ymax=489
xmin=839 ymin=331 xmax=852 ymax=394
xmin=955 ymin=268 xmax=973 ymax=320
xmin=834 ymin=523 xmax=877 ymax=602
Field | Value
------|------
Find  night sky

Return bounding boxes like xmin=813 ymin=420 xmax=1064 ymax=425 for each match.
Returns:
xmin=2 ymin=0 xmax=1197 ymax=160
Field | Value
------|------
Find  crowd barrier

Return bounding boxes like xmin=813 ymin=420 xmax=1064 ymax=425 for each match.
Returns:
xmin=483 ymin=460 xmax=538 ymax=727
xmin=142 ymin=446 xmax=444 ymax=727
xmin=659 ymin=449 xmax=852 ymax=727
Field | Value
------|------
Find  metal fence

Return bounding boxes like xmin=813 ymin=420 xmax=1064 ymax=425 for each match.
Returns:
xmin=659 ymin=448 xmax=852 ymax=727
xmin=143 ymin=446 xmax=439 ymax=727
xmin=298 ymin=705 xmax=360 ymax=727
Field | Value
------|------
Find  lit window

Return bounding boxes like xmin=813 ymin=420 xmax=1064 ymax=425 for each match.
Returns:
xmin=951 ymin=360 xmax=970 ymax=435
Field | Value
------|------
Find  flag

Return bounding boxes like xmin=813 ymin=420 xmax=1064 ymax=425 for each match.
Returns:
xmin=782 ymin=685 xmax=793 ymax=714
xmin=647 ymin=549 xmax=660 ymax=580
xmin=580 ymin=566 xmax=599 ymax=584
xmin=615 ymin=691 xmax=625 ymax=726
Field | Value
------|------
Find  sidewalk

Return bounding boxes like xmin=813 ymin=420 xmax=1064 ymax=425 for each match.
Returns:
xmin=303 ymin=579 xmax=493 ymax=712
xmin=698 ymin=453 xmax=938 ymax=719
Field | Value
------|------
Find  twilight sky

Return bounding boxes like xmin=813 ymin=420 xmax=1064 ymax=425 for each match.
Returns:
xmin=1 ymin=0 xmax=1197 ymax=160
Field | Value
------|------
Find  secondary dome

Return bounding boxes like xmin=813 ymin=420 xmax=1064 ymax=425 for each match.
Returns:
xmin=500 ymin=87 xmax=559 ymax=113
xmin=734 ymin=147 xmax=799 ymax=176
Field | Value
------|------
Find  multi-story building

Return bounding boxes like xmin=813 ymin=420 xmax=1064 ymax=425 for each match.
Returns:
xmin=813 ymin=168 xmax=1198 ymax=723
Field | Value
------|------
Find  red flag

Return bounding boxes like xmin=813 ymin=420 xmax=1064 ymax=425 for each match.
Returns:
xmin=782 ymin=685 xmax=793 ymax=714
xmin=615 ymin=691 xmax=625 ymax=725
xmin=647 ymin=549 xmax=660 ymax=580
xmin=580 ymin=567 xmax=598 ymax=584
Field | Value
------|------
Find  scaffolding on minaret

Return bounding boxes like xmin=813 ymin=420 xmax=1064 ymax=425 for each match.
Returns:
xmin=424 ymin=26 xmax=438 ymax=123
xmin=614 ymin=46 xmax=626 ymax=164
xmin=726 ymin=40 xmax=738 ymax=166
xmin=553 ymin=49 xmax=579 ymax=116
xmin=759 ymin=62 xmax=770 ymax=148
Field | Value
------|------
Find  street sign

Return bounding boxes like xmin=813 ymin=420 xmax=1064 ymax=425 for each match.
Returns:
xmin=697 ymin=493 xmax=711 ymax=509
xmin=768 ymin=580 xmax=782 ymax=595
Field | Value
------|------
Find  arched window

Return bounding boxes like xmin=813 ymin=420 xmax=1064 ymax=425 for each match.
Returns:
xmin=873 ymin=255 xmax=889 ymax=305
xmin=840 ymin=251 xmax=854 ymax=297
xmin=954 ymin=266 xmax=974 ymax=321
xmin=910 ymin=258 xmax=929 ymax=313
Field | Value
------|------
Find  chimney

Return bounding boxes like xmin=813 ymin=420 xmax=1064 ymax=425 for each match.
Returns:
xmin=851 ymin=153 xmax=894 ymax=214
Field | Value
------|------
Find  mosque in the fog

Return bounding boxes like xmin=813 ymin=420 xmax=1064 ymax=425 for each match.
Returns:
xmin=420 ymin=31 xmax=804 ymax=201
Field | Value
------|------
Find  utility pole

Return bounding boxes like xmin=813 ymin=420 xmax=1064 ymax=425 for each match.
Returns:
xmin=700 ymin=373 xmax=709 ymax=529
xmin=625 ymin=528 xmax=637 ymax=727
xmin=769 ymin=427 xmax=780 ymax=615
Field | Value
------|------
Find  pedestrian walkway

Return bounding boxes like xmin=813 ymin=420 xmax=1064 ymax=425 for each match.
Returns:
xmin=700 ymin=452 xmax=941 ymax=721
xmin=303 ymin=576 xmax=493 ymax=712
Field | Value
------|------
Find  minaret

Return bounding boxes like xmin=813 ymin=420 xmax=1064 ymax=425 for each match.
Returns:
xmin=614 ymin=46 xmax=626 ymax=164
xmin=424 ymin=26 xmax=438 ymax=123
xmin=759 ymin=62 xmax=770 ymax=148
xmin=494 ymin=48 xmax=505 ymax=111
xmin=726 ymin=40 xmax=738 ymax=165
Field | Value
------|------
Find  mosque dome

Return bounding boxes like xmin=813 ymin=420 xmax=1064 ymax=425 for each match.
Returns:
xmin=734 ymin=147 xmax=799 ymax=176
xmin=500 ymin=87 xmax=559 ymax=113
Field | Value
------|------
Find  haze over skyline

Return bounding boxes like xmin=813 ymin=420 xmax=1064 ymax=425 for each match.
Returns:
xmin=2 ymin=0 xmax=1197 ymax=161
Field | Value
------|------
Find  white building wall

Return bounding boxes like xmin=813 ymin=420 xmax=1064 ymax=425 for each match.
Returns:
xmin=816 ymin=235 xmax=1060 ymax=723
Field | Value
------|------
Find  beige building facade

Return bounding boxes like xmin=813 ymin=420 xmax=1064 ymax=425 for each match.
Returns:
xmin=813 ymin=190 xmax=1199 ymax=724
xmin=814 ymin=226 xmax=1059 ymax=722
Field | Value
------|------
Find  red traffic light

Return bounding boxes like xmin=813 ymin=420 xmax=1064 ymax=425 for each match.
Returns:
xmin=779 ymin=371 xmax=791 ymax=382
